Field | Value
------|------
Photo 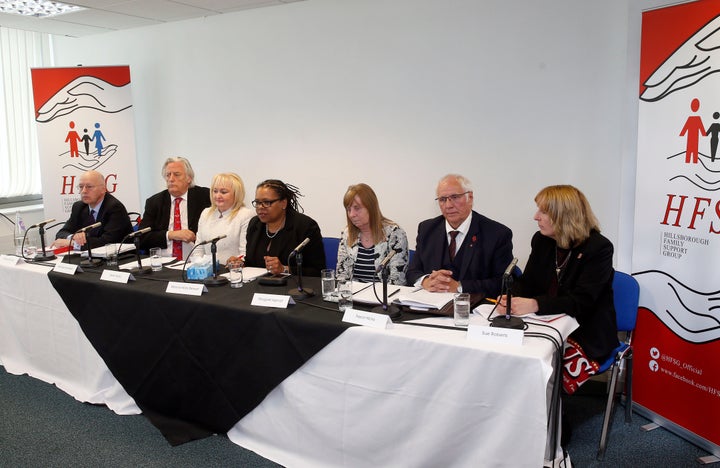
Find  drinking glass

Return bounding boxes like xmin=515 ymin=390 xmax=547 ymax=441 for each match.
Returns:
xmin=453 ymin=292 xmax=471 ymax=327
xmin=228 ymin=260 xmax=243 ymax=288
xmin=337 ymin=279 xmax=353 ymax=312
xmin=321 ymin=269 xmax=336 ymax=300
xmin=149 ymin=247 xmax=162 ymax=271
xmin=105 ymin=244 xmax=118 ymax=267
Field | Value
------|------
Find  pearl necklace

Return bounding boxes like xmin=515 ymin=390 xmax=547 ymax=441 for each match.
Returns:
xmin=265 ymin=219 xmax=285 ymax=239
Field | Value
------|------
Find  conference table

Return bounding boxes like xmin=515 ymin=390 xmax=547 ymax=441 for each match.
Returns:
xmin=0 ymin=254 xmax=577 ymax=467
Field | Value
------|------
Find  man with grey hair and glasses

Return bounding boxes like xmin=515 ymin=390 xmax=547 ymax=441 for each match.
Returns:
xmin=406 ymin=174 xmax=514 ymax=297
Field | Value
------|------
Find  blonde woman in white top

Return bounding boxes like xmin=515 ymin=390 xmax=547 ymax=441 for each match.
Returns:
xmin=195 ymin=173 xmax=254 ymax=265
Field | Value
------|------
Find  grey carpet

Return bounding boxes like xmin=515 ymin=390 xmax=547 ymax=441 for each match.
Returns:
xmin=0 ymin=366 xmax=713 ymax=467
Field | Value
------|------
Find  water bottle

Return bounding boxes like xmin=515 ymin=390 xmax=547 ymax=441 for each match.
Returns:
xmin=13 ymin=211 xmax=26 ymax=256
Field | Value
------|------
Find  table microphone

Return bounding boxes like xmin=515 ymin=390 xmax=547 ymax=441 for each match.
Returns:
xmin=77 ymin=222 xmax=103 ymax=268
xmin=29 ymin=218 xmax=57 ymax=262
xmin=288 ymin=238 xmax=314 ymax=299
xmin=371 ymin=250 xmax=401 ymax=319
xmin=491 ymin=258 xmax=524 ymax=329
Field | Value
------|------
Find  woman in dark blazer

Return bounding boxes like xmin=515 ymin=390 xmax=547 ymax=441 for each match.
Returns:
xmin=244 ymin=179 xmax=325 ymax=277
xmin=497 ymin=185 xmax=618 ymax=385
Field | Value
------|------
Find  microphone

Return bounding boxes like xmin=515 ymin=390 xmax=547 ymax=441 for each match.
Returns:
xmin=76 ymin=221 xmax=102 ymax=233
xmin=126 ymin=226 xmax=151 ymax=239
xmin=375 ymin=249 xmax=396 ymax=273
xmin=491 ymin=257 xmax=524 ymax=330
xmin=197 ymin=234 xmax=227 ymax=246
xmin=29 ymin=218 xmax=56 ymax=229
xmin=503 ymin=257 xmax=519 ymax=278
xmin=289 ymin=237 xmax=310 ymax=257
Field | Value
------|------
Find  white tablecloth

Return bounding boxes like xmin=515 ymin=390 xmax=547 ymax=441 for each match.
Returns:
xmin=229 ymin=315 xmax=577 ymax=467
xmin=0 ymin=257 xmax=139 ymax=414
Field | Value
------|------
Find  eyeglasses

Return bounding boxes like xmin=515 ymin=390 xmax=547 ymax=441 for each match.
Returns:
xmin=252 ymin=199 xmax=281 ymax=208
xmin=77 ymin=184 xmax=97 ymax=191
xmin=435 ymin=191 xmax=470 ymax=204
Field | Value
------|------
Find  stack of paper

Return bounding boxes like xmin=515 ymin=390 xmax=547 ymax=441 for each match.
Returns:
xmin=395 ymin=289 xmax=455 ymax=311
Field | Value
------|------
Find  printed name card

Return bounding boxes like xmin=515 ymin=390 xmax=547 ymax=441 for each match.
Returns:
xmin=342 ymin=308 xmax=392 ymax=329
xmin=467 ymin=325 xmax=524 ymax=346
xmin=100 ymin=269 xmax=134 ymax=284
xmin=166 ymin=281 xmax=207 ymax=296
xmin=251 ymin=293 xmax=295 ymax=308
xmin=0 ymin=255 xmax=21 ymax=267
xmin=53 ymin=262 xmax=81 ymax=275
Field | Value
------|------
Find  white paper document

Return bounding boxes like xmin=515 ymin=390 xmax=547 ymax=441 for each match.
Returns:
xmin=395 ymin=289 xmax=455 ymax=310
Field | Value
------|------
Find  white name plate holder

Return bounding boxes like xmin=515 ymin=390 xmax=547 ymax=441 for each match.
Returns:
xmin=0 ymin=255 xmax=21 ymax=267
xmin=467 ymin=325 xmax=524 ymax=346
xmin=166 ymin=281 xmax=207 ymax=296
xmin=251 ymin=293 xmax=296 ymax=309
xmin=342 ymin=308 xmax=392 ymax=329
xmin=100 ymin=269 xmax=135 ymax=284
xmin=53 ymin=262 xmax=82 ymax=275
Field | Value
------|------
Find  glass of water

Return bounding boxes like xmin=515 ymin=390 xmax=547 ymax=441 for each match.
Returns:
xmin=453 ymin=292 xmax=471 ymax=327
xmin=321 ymin=269 xmax=336 ymax=300
xmin=337 ymin=278 xmax=353 ymax=312
xmin=228 ymin=260 xmax=243 ymax=288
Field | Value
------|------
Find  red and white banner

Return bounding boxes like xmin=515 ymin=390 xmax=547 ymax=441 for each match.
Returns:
xmin=30 ymin=66 xmax=140 ymax=223
xmin=634 ymin=1 xmax=720 ymax=449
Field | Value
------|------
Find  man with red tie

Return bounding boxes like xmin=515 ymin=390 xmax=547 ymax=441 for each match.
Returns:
xmin=137 ymin=157 xmax=210 ymax=260
xmin=406 ymin=174 xmax=514 ymax=297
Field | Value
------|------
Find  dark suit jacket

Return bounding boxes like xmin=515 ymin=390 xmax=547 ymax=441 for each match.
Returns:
xmin=137 ymin=185 xmax=211 ymax=251
xmin=512 ymin=230 xmax=618 ymax=360
xmin=245 ymin=209 xmax=326 ymax=277
xmin=55 ymin=192 xmax=133 ymax=250
xmin=406 ymin=211 xmax=513 ymax=297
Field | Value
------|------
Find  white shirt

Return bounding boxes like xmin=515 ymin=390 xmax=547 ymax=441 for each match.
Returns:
xmin=195 ymin=206 xmax=254 ymax=264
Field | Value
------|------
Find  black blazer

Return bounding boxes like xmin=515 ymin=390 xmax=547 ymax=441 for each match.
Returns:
xmin=138 ymin=185 xmax=211 ymax=251
xmin=55 ymin=192 xmax=133 ymax=250
xmin=513 ymin=230 xmax=618 ymax=361
xmin=245 ymin=209 xmax=326 ymax=277
xmin=406 ymin=211 xmax=514 ymax=297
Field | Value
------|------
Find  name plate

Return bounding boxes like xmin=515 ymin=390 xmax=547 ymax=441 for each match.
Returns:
xmin=0 ymin=255 xmax=21 ymax=267
xmin=251 ymin=293 xmax=295 ymax=308
xmin=342 ymin=308 xmax=391 ymax=329
xmin=53 ymin=262 xmax=81 ymax=275
xmin=467 ymin=325 xmax=524 ymax=346
xmin=166 ymin=281 xmax=207 ymax=296
xmin=100 ymin=269 xmax=134 ymax=284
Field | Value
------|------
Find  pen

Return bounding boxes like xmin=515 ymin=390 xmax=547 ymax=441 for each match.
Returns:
xmin=388 ymin=288 xmax=400 ymax=298
xmin=486 ymin=298 xmax=498 ymax=304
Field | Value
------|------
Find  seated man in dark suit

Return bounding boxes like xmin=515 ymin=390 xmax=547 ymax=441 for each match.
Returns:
xmin=406 ymin=174 xmax=514 ymax=297
xmin=52 ymin=170 xmax=133 ymax=250
xmin=137 ymin=157 xmax=211 ymax=260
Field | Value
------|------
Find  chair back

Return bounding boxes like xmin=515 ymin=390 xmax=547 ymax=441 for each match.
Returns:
xmin=322 ymin=237 xmax=340 ymax=270
xmin=128 ymin=212 xmax=142 ymax=232
xmin=612 ymin=271 xmax=639 ymax=333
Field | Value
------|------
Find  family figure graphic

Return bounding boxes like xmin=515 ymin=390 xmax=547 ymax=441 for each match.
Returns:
xmin=65 ymin=121 xmax=107 ymax=158
xmin=680 ymin=98 xmax=720 ymax=163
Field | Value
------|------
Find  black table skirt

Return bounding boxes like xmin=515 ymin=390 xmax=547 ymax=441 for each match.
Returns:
xmin=48 ymin=262 xmax=351 ymax=445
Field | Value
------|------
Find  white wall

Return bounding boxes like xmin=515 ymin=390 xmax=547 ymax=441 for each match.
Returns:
xmin=50 ymin=0 xmax=641 ymax=269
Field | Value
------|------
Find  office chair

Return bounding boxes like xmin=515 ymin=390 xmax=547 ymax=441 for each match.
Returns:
xmin=322 ymin=237 xmax=340 ymax=270
xmin=596 ymin=270 xmax=639 ymax=460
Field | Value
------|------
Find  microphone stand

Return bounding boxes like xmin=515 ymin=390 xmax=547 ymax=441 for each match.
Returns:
xmin=129 ymin=235 xmax=152 ymax=275
xmin=371 ymin=263 xmax=401 ymax=319
xmin=80 ymin=236 xmax=103 ymax=268
xmin=288 ymin=252 xmax=314 ymax=299
xmin=203 ymin=240 xmax=228 ymax=286
xmin=491 ymin=273 xmax=525 ymax=329
xmin=33 ymin=224 xmax=56 ymax=262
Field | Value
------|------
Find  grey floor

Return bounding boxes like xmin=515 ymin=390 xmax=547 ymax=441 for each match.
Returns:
xmin=0 ymin=365 xmax=714 ymax=467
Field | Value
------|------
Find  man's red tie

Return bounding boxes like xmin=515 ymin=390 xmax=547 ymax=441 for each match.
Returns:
xmin=172 ymin=197 xmax=183 ymax=260
xmin=449 ymin=230 xmax=459 ymax=262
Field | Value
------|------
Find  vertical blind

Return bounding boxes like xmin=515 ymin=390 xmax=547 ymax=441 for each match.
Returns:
xmin=0 ymin=27 xmax=52 ymax=199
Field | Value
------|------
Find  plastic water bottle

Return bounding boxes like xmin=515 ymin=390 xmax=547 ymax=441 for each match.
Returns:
xmin=13 ymin=211 xmax=26 ymax=256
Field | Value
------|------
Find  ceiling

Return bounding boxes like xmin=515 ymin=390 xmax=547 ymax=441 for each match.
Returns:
xmin=0 ymin=0 xmax=305 ymax=37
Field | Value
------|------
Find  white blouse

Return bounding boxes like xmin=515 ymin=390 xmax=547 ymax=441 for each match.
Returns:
xmin=195 ymin=206 xmax=254 ymax=264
